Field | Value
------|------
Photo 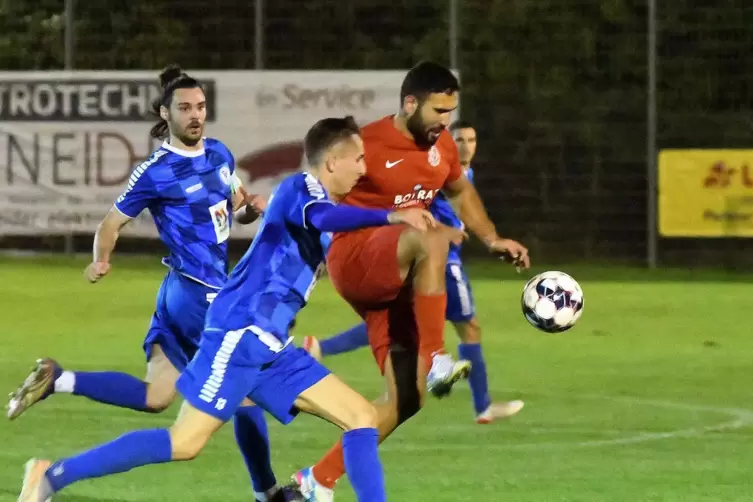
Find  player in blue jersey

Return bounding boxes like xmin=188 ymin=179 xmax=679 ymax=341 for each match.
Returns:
xmin=17 ymin=116 xmax=438 ymax=502
xmin=302 ymin=121 xmax=525 ymax=425
xmin=7 ymin=65 xmax=297 ymax=501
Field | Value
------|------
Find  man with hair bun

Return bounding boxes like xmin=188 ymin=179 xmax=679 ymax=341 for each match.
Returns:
xmin=9 ymin=65 xmax=296 ymax=501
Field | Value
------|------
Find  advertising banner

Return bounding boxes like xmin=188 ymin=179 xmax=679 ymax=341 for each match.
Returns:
xmin=659 ymin=149 xmax=753 ymax=237
xmin=0 ymin=70 xmax=409 ymax=237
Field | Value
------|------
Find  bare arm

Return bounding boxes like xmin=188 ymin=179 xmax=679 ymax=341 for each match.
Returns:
xmin=233 ymin=186 xmax=266 ymax=225
xmin=444 ymin=174 xmax=530 ymax=269
xmin=85 ymin=207 xmax=132 ymax=282
xmin=232 ymin=188 xmax=258 ymax=225
xmin=444 ymin=174 xmax=498 ymax=245
xmin=94 ymin=208 xmax=131 ymax=262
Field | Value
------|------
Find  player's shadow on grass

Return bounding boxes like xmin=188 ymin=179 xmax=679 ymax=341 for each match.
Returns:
xmin=0 ymin=488 xmax=128 ymax=502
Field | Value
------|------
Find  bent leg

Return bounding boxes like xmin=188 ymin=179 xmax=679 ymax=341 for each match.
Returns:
xmin=306 ymin=349 xmax=426 ymax=490
xmin=7 ymin=356 xmax=153 ymax=419
xmin=396 ymin=227 xmax=451 ymax=369
xmin=295 ymin=374 xmax=385 ymax=502
xmin=37 ymin=400 xmax=220 ymax=497
xmin=63 ymin=342 xmax=182 ymax=413
xmin=397 ymin=228 xmax=472 ymax=395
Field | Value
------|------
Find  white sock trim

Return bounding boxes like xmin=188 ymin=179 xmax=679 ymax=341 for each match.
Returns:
xmin=54 ymin=371 xmax=75 ymax=393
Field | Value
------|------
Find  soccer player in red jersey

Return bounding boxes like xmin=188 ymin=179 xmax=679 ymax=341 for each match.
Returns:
xmin=293 ymin=62 xmax=530 ymax=501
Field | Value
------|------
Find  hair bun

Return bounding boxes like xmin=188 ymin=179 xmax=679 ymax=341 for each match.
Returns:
xmin=159 ymin=64 xmax=183 ymax=87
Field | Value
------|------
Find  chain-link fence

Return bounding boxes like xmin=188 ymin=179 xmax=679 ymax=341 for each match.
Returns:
xmin=1 ymin=0 xmax=752 ymax=267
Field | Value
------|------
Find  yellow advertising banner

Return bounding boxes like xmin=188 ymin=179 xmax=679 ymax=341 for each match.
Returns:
xmin=659 ymin=149 xmax=753 ymax=237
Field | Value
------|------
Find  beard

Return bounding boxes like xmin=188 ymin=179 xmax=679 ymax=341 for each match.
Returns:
xmin=406 ymin=113 xmax=442 ymax=149
xmin=175 ymin=121 xmax=204 ymax=146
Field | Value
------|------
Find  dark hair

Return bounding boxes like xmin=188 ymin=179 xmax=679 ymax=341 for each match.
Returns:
xmin=449 ymin=120 xmax=474 ymax=132
xmin=400 ymin=61 xmax=460 ymax=104
xmin=304 ymin=115 xmax=360 ymax=167
xmin=149 ymin=64 xmax=203 ymax=139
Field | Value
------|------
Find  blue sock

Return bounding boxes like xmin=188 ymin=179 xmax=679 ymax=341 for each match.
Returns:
xmin=45 ymin=429 xmax=172 ymax=493
xmin=72 ymin=371 xmax=149 ymax=411
xmin=320 ymin=323 xmax=369 ymax=357
xmin=234 ymin=406 xmax=276 ymax=496
xmin=342 ymin=428 xmax=385 ymax=502
xmin=458 ymin=343 xmax=492 ymax=414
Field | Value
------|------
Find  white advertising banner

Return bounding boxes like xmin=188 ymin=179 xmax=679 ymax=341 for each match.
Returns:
xmin=0 ymin=70 xmax=408 ymax=237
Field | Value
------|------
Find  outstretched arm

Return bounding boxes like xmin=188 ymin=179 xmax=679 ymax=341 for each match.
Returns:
xmin=304 ymin=202 xmax=434 ymax=233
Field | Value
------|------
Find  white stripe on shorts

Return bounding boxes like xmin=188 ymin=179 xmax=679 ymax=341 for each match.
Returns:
xmin=449 ymin=264 xmax=473 ymax=317
xmin=198 ymin=325 xmax=293 ymax=404
xmin=199 ymin=328 xmax=244 ymax=404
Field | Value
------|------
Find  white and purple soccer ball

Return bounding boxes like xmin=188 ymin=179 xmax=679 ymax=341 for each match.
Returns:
xmin=521 ymin=271 xmax=584 ymax=333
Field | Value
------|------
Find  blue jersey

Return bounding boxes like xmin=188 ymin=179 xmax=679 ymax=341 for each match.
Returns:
xmin=430 ymin=167 xmax=474 ymax=263
xmin=205 ymin=172 xmax=332 ymax=342
xmin=115 ymin=138 xmax=236 ymax=289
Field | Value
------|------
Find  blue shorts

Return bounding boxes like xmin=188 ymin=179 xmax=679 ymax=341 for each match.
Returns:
xmin=143 ymin=270 xmax=218 ymax=372
xmin=445 ymin=261 xmax=475 ymax=323
xmin=176 ymin=325 xmax=330 ymax=424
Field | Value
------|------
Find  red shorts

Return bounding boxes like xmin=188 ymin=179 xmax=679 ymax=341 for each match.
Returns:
xmin=327 ymin=226 xmax=417 ymax=373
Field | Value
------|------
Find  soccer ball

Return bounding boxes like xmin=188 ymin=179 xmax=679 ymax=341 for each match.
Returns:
xmin=521 ymin=271 xmax=584 ymax=333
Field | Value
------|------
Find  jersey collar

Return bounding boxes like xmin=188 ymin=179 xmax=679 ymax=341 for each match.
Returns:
xmin=162 ymin=140 xmax=205 ymax=158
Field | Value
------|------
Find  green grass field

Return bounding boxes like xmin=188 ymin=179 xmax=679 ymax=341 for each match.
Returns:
xmin=1 ymin=256 xmax=753 ymax=501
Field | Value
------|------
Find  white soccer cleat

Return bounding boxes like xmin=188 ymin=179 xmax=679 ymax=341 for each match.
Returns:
xmin=291 ymin=467 xmax=334 ymax=502
xmin=475 ymin=400 xmax=525 ymax=424
xmin=302 ymin=336 xmax=323 ymax=362
xmin=427 ymin=353 xmax=471 ymax=398
xmin=18 ymin=458 xmax=53 ymax=502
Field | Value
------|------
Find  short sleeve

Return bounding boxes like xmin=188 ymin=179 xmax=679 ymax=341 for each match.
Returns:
xmin=114 ymin=167 xmax=157 ymax=218
xmin=217 ymin=141 xmax=243 ymax=194
xmin=286 ymin=173 xmax=334 ymax=228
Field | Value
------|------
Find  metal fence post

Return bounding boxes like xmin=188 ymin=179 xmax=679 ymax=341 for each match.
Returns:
xmin=646 ymin=0 xmax=658 ymax=268
xmin=64 ymin=0 xmax=76 ymax=255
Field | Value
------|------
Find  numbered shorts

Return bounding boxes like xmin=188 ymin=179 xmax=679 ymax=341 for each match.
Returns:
xmin=176 ymin=325 xmax=330 ymax=424
xmin=143 ymin=269 xmax=218 ymax=372
xmin=328 ymin=226 xmax=418 ymax=373
xmin=445 ymin=261 xmax=475 ymax=323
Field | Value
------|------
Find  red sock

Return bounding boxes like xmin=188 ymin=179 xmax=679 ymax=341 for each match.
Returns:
xmin=414 ymin=293 xmax=447 ymax=371
xmin=312 ymin=440 xmax=345 ymax=489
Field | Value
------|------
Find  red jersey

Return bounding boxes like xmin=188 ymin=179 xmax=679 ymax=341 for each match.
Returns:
xmin=340 ymin=116 xmax=462 ymax=210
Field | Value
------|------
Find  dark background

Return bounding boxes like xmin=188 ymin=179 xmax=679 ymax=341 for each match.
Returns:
xmin=2 ymin=0 xmax=752 ymax=267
